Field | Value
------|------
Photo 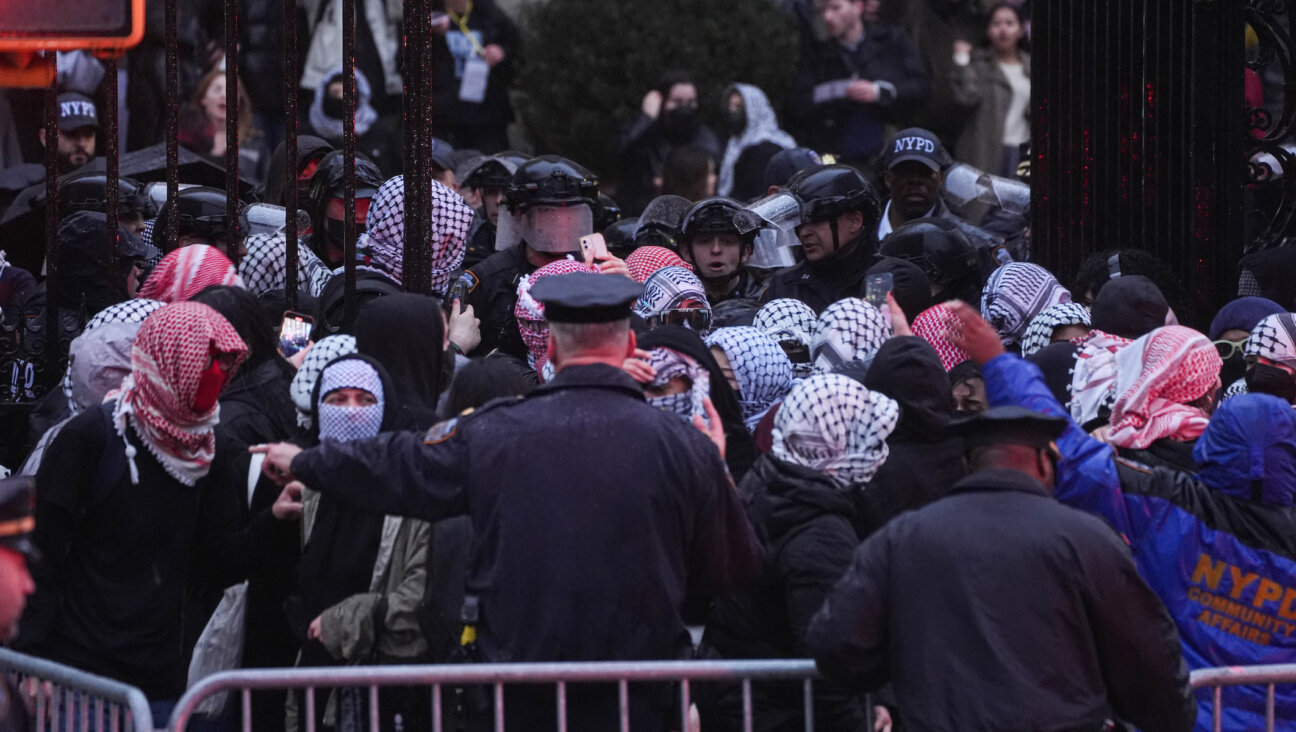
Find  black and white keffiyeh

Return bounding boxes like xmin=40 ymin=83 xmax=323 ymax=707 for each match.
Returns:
xmin=705 ymin=326 xmax=793 ymax=430
xmin=354 ymin=175 xmax=475 ymax=296
xmin=290 ymin=334 xmax=359 ymax=428
xmin=981 ymin=262 xmax=1071 ymax=346
xmin=810 ymin=298 xmax=893 ymax=375
xmin=754 ymin=298 xmax=818 ymax=378
xmin=241 ymin=231 xmax=335 ymax=298
xmin=771 ymin=373 xmax=900 ymax=489
xmin=644 ymin=346 xmax=711 ymax=421
xmin=1020 ymin=302 xmax=1092 ymax=357
xmin=717 ymin=84 xmax=796 ymax=197
xmin=634 ymin=266 xmax=710 ymax=320
xmin=1246 ymin=312 xmax=1296 ymax=369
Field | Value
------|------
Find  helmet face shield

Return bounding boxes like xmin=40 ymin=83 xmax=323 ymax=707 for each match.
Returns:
xmin=497 ymin=203 xmax=593 ymax=253
xmin=741 ymin=192 xmax=802 ymax=235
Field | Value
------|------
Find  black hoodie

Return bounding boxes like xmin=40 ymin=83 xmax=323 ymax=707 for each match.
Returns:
xmin=700 ymin=455 xmax=865 ymax=732
xmin=857 ymin=336 xmax=966 ymax=538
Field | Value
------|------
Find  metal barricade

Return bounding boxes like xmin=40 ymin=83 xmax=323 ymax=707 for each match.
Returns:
xmin=1190 ymin=663 xmax=1296 ymax=732
xmin=170 ymin=660 xmax=821 ymax=732
xmin=0 ymin=648 xmax=154 ymax=732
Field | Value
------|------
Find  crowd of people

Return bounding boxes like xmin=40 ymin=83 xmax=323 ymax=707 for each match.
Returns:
xmin=0 ymin=0 xmax=1294 ymax=731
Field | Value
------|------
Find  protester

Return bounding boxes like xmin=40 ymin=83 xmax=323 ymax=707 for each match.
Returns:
xmin=619 ymin=71 xmax=722 ymax=215
xmin=717 ymin=84 xmax=797 ymax=201
xmin=703 ymin=326 xmax=794 ymax=431
xmin=1237 ymin=312 xmax=1296 ymax=403
xmin=514 ymin=259 xmax=601 ymax=375
xmin=810 ymin=298 xmax=893 ymax=375
xmin=1207 ymin=296 xmax=1285 ymax=388
xmin=180 ymin=68 xmax=269 ymax=184
xmin=1019 ymin=302 xmax=1091 ymax=357
xmin=980 ymin=261 xmax=1071 ymax=349
xmin=139 ymin=245 xmax=243 ymax=303
xmin=353 ymin=175 xmax=475 ymax=295
xmin=626 ymin=246 xmax=692 ymax=284
xmin=635 ymin=266 xmax=713 ymax=333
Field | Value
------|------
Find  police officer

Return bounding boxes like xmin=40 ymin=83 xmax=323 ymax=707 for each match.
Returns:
xmin=153 ymin=186 xmax=247 ymax=258
xmin=676 ymin=197 xmax=768 ymax=305
xmin=455 ymin=155 xmax=603 ymax=359
xmin=879 ymin=217 xmax=983 ymax=306
xmin=58 ymin=172 xmax=157 ymax=236
xmin=808 ymin=407 xmax=1196 ymax=732
xmin=762 ymin=164 xmax=882 ymax=313
xmin=455 ymin=155 xmax=517 ymax=270
xmin=0 ymin=477 xmax=34 ymax=732
xmin=257 ymin=272 xmax=762 ymax=730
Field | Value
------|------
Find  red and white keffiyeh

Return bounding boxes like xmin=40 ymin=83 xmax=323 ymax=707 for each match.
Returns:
xmin=626 ymin=246 xmax=691 ymax=284
xmin=514 ymin=258 xmax=599 ymax=374
xmin=911 ymin=304 xmax=971 ymax=372
xmin=137 ymin=244 xmax=244 ymax=303
xmin=1107 ymin=325 xmax=1222 ymax=449
xmin=109 ymin=302 xmax=248 ymax=486
xmin=1068 ymin=329 xmax=1133 ymax=426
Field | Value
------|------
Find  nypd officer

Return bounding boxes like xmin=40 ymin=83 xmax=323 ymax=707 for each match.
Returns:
xmin=761 ymin=164 xmax=882 ymax=313
xmin=808 ymin=407 xmax=1195 ymax=732
xmin=676 ymin=197 xmax=768 ymax=305
xmin=256 ymin=273 xmax=763 ymax=730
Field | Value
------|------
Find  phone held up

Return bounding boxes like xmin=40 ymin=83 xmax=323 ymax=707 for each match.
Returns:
xmin=278 ymin=311 xmax=315 ymax=359
xmin=579 ymin=233 xmax=609 ymax=267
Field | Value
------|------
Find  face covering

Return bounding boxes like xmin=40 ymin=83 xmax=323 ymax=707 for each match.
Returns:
xmin=724 ymin=109 xmax=747 ymax=136
xmin=1247 ymin=362 xmax=1296 ymax=404
xmin=647 ymin=391 xmax=694 ymax=419
xmin=1220 ymin=352 xmax=1247 ymax=390
xmin=192 ymin=354 xmax=230 ymax=413
xmin=322 ymin=95 xmax=346 ymax=120
xmin=661 ymin=106 xmax=702 ymax=144
xmin=325 ymin=217 xmax=366 ymax=249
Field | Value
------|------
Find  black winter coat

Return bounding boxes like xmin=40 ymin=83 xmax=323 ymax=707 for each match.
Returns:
xmin=808 ymin=468 xmax=1196 ymax=732
xmin=702 ymin=455 xmax=866 ymax=732
xmin=762 ymin=232 xmax=876 ymax=314
xmin=461 ymin=243 xmax=534 ymax=360
xmin=857 ymin=336 xmax=965 ymax=538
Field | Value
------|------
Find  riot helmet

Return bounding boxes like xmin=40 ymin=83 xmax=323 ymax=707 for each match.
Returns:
xmin=633 ymin=194 xmax=693 ymax=250
xmin=497 ymin=155 xmax=599 ymax=253
xmin=878 ymin=217 xmax=980 ymax=297
xmin=305 ymin=150 xmax=385 ymax=265
xmin=153 ymin=186 xmax=244 ymax=254
xmin=785 ymin=164 xmax=882 ymax=229
xmin=58 ymin=172 xmax=156 ymax=230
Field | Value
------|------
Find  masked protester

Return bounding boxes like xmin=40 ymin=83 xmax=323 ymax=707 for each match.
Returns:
xmin=1235 ymin=313 xmax=1296 ymax=404
xmin=514 ymin=260 xmax=600 ymax=377
xmin=980 ymin=262 xmax=1071 ymax=349
xmin=754 ymin=298 xmax=818 ymax=379
xmin=309 ymin=67 xmax=401 ymax=176
xmin=1020 ymin=302 xmax=1092 ymax=357
xmin=700 ymin=374 xmax=899 ymax=731
xmin=626 ymin=246 xmax=691 ymax=284
xmin=618 ymin=71 xmax=722 ymax=215
xmin=138 ymin=245 xmax=244 ymax=304
xmin=717 ymin=84 xmax=797 ymax=201
xmin=354 ymin=176 xmax=474 ymax=296
xmin=354 ymin=294 xmax=449 ymax=430
xmin=290 ymin=335 xmax=359 ymax=429
xmin=16 ymin=303 xmax=248 ymax=707
xmin=303 ymin=151 xmax=386 ymax=268
xmin=704 ymin=327 xmax=793 ymax=431
xmin=1208 ymin=297 xmax=1285 ymax=390
xmin=240 ymin=231 xmax=335 ymax=300
xmin=635 ymin=266 xmax=714 ymax=334
xmin=290 ymin=354 xmax=433 ymax=732
xmin=810 ymin=298 xmax=893 ymax=375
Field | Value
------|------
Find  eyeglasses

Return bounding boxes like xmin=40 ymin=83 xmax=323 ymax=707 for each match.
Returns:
xmin=648 ymin=308 xmax=712 ymax=333
xmin=1213 ymin=339 xmax=1247 ymax=360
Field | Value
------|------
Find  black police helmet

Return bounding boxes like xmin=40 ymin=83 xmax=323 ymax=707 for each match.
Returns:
xmin=785 ymin=164 xmax=881 ymax=230
xmin=603 ymin=217 xmax=640 ymax=258
xmin=596 ymin=194 xmax=623 ymax=232
xmin=679 ymin=197 xmax=756 ymax=246
xmin=504 ymin=155 xmax=599 ymax=213
xmin=58 ymin=172 xmax=155 ymax=219
xmin=306 ymin=150 xmax=385 ymax=223
xmin=153 ymin=186 xmax=241 ymax=245
xmin=878 ymin=217 xmax=979 ymax=287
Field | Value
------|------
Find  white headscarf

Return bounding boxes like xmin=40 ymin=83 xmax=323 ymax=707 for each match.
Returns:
xmin=717 ymin=84 xmax=796 ymax=197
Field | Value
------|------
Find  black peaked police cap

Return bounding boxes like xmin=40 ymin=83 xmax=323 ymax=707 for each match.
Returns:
xmin=948 ymin=406 xmax=1067 ymax=451
xmin=530 ymin=273 xmax=643 ymax=324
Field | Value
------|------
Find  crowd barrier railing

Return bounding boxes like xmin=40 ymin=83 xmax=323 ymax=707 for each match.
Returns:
xmin=1190 ymin=663 xmax=1296 ymax=732
xmin=170 ymin=659 xmax=821 ymax=732
xmin=0 ymin=648 xmax=154 ymax=732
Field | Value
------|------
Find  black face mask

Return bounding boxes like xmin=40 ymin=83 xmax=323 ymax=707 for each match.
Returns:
xmin=1246 ymin=362 xmax=1296 ymax=404
xmin=324 ymin=217 xmax=365 ymax=247
xmin=1220 ymin=353 xmax=1247 ymax=390
xmin=322 ymin=95 xmax=346 ymax=121
xmin=724 ymin=109 xmax=746 ymax=136
xmin=661 ymin=106 xmax=701 ymax=144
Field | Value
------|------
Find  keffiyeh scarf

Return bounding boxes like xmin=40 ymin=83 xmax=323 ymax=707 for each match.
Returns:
xmin=316 ymin=358 xmax=386 ymax=442
xmin=1108 ymin=326 xmax=1222 ymax=449
xmin=1019 ymin=302 xmax=1092 ymax=357
xmin=717 ymin=84 xmax=796 ymax=197
xmin=911 ymin=304 xmax=971 ymax=372
xmin=291 ymin=334 xmax=359 ymax=428
xmin=138 ymin=244 xmax=244 ymax=303
xmin=109 ymin=302 xmax=248 ymax=486
xmin=241 ymin=231 xmax=335 ymax=298
xmin=811 ymin=298 xmax=892 ymax=375
xmin=1069 ymin=330 xmax=1134 ymax=426
xmin=61 ymin=299 xmax=166 ymax=413
xmin=771 ymin=374 xmax=900 ymax=488
xmin=634 ymin=266 xmax=710 ymax=319
xmin=705 ymin=326 xmax=793 ymax=430
xmin=354 ymin=175 xmax=475 ymax=296
xmin=1245 ymin=312 xmax=1296 ymax=369
xmin=981 ymin=262 xmax=1071 ymax=346
xmin=626 ymin=246 xmax=691 ymax=284
xmin=645 ymin=347 xmax=711 ymax=420
xmin=754 ymin=298 xmax=818 ymax=378
xmin=514 ymin=259 xmax=600 ymax=374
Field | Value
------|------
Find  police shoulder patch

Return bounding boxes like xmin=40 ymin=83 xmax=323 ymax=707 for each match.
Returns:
xmin=457 ymin=271 xmax=480 ymax=295
xmin=424 ymin=418 xmax=459 ymax=445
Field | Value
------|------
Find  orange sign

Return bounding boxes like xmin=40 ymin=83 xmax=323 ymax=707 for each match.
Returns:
xmin=0 ymin=0 xmax=145 ymax=54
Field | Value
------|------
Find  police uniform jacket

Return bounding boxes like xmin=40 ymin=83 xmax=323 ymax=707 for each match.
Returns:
xmin=459 ymin=243 xmax=535 ymax=359
xmin=290 ymin=363 xmax=764 ymax=663
xmin=762 ymin=231 xmax=876 ymax=314
xmin=807 ymin=467 xmax=1196 ymax=732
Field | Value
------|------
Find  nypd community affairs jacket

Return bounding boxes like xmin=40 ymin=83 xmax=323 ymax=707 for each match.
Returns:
xmin=984 ymin=354 xmax=1296 ymax=732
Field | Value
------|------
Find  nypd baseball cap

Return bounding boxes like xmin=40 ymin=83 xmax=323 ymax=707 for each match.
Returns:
xmin=883 ymin=128 xmax=951 ymax=172
xmin=57 ymin=92 xmax=100 ymax=132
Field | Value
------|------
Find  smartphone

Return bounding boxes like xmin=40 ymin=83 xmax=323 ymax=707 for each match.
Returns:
xmin=864 ymin=272 xmax=894 ymax=308
xmin=278 ymin=311 xmax=315 ymax=359
xmin=579 ymin=233 xmax=609 ymax=266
